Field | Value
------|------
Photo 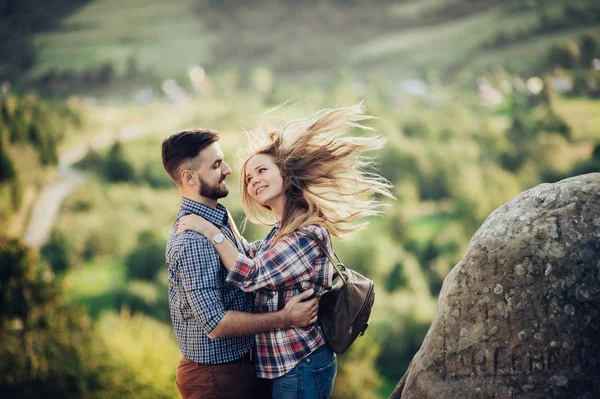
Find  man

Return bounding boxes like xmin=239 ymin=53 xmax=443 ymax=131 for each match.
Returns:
xmin=161 ymin=129 xmax=318 ymax=399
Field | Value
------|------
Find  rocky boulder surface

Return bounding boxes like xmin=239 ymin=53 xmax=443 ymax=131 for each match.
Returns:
xmin=391 ymin=173 xmax=600 ymax=399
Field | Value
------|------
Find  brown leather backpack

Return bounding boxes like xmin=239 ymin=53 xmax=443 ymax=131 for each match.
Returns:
xmin=300 ymin=230 xmax=375 ymax=354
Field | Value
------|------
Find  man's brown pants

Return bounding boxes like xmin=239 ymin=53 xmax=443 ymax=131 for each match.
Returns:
xmin=176 ymin=356 xmax=271 ymax=399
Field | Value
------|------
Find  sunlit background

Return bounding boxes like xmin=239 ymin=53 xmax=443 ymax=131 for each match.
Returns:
xmin=1 ymin=0 xmax=599 ymax=397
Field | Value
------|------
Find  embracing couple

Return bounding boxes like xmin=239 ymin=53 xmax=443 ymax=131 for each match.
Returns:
xmin=162 ymin=104 xmax=391 ymax=399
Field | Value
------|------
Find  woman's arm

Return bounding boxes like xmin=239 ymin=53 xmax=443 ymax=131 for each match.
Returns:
xmin=178 ymin=214 xmax=322 ymax=291
xmin=225 ymin=231 xmax=320 ymax=292
xmin=178 ymin=214 xmax=240 ymax=268
xmin=226 ymin=210 xmax=262 ymax=258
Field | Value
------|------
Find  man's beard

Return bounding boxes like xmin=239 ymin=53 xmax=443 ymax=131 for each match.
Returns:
xmin=198 ymin=176 xmax=229 ymax=200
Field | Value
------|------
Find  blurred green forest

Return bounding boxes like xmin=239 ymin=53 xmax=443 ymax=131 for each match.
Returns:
xmin=1 ymin=0 xmax=599 ymax=398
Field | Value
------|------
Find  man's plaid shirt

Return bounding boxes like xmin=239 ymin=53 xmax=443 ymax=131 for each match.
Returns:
xmin=227 ymin=223 xmax=334 ymax=379
xmin=166 ymin=198 xmax=254 ymax=364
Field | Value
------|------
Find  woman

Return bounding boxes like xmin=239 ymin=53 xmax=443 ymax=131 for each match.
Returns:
xmin=178 ymin=103 xmax=392 ymax=398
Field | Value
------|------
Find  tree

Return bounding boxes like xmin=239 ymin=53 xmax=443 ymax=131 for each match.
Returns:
xmin=126 ymin=54 xmax=140 ymax=79
xmin=36 ymin=128 xmax=59 ymax=165
xmin=98 ymin=62 xmax=115 ymax=86
xmin=104 ymin=141 xmax=136 ymax=182
xmin=385 ymin=262 xmax=407 ymax=292
xmin=540 ymin=76 xmax=554 ymax=105
xmin=125 ymin=230 xmax=166 ymax=280
xmin=40 ymin=230 xmax=71 ymax=273
xmin=499 ymin=112 xmax=537 ymax=172
xmin=571 ymin=143 xmax=600 ymax=176
xmin=549 ymin=40 xmax=581 ymax=69
xmin=592 ymin=143 xmax=600 ymax=161
xmin=539 ymin=109 xmax=571 ymax=139
xmin=0 ymin=138 xmax=16 ymax=182
xmin=334 ymin=337 xmax=383 ymax=399
xmin=0 ymin=238 xmax=97 ymax=397
xmin=580 ymin=31 xmax=599 ymax=67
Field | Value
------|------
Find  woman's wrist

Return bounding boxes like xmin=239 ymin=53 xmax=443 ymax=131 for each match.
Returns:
xmin=191 ymin=219 xmax=215 ymax=236
xmin=207 ymin=225 xmax=221 ymax=239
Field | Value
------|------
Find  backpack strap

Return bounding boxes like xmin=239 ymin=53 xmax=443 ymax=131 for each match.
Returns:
xmin=300 ymin=229 xmax=348 ymax=284
xmin=277 ymin=228 xmax=348 ymax=311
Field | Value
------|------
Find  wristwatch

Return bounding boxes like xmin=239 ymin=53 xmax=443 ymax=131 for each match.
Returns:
xmin=212 ymin=233 xmax=225 ymax=245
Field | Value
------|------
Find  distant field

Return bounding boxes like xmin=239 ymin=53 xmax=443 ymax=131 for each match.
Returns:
xmin=409 ymin=213 xmax=456 ymax=245
xmin=63 ymin=260 xmax=126 ymax=318
xmin=387 ymin=0 xmax=447 ymax=19
xmin=31 ymin=0 xmax=599 ymax=81
xmin=554 ymin=98 xmax=600 ymax=142
xmin=344 ymin=7 xmax=502 ymax=75
xmin=473 ymin=26 xmax=600 ymax=75
xmin=32 ymin=0 xmax=214 ymax=77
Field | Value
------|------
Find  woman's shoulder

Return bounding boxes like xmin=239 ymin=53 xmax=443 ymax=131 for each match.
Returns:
xmin=297 ymin=224 xmax=329 ymax=242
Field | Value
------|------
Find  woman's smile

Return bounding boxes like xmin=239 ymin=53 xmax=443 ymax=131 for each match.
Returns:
xmin=244 ymin=153 xmax=286 ymax=217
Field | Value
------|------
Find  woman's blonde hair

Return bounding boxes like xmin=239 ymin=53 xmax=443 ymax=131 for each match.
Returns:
xmin=240 ymin=103 xmax=393 ymax=241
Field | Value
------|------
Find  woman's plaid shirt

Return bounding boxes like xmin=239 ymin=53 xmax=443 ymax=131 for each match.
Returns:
xmin=226 ymin=223 xmax=334 ymax=379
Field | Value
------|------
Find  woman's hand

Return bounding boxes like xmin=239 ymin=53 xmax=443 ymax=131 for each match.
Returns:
xmin=177 ymin=214 xmax=213 ymax=236
xmin=178 ymin=213 xmax=238 ymax=269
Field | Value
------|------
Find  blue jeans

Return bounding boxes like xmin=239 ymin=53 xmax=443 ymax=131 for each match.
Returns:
xmin=272 ymin=345 xmax=337 ymax=399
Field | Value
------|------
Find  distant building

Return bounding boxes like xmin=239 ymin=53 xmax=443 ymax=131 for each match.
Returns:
xmin=400 ymin=79 xmax=428 ymax=96
xmin=550 ymin=76 xmax=573 ymax=93
xmin=188 ymin=65 xmax=208 ymax=95
xmin=526 ymin=77 xmax=543 ymax=95
xmin=0 ymin=81 xmax=10 ymax=97
xmin=162 ymin=79 xmax=188 ymax=104
xmin=134 ymin=88 xmax=155 ymax=103
xmin=477 ymin=80 xmax=503 ymax=107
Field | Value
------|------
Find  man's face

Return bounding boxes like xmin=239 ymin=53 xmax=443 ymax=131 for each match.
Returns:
xmin=190 ymin=142 xmax=232 ymax=200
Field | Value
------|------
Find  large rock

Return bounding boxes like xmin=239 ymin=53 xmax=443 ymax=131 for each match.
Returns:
xmin=391 ymin=174 xmax=600 ymax=399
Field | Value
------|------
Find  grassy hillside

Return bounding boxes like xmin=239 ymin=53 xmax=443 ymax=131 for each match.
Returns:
xmin=29 ymin=0 xmax=600 ymax=83
xmin=31 ymin=0 xmax=213 ymax=77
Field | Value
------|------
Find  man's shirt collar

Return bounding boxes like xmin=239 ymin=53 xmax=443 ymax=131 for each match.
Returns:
xmin=179 ymin=197 xmax=228 ymax=227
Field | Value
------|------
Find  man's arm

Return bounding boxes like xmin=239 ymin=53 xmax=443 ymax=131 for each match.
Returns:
xmin=178 ymin=233 xmax=318 ymax=341
xmin=208 ymin=289 xmax=318 ymax=340
xmin=179 ymin=235 xmax=229 ymax=334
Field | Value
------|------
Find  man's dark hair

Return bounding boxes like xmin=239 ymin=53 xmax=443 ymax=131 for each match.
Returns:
xmin=161 ymin=129 xmax=219 ymax=183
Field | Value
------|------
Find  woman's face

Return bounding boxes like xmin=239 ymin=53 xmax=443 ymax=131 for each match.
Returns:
xmin=244 ymin=154 xmax=285 ymax=208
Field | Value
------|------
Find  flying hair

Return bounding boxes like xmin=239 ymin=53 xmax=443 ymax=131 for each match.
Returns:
xmin=239 ymin=102 xmax=394 ymax=242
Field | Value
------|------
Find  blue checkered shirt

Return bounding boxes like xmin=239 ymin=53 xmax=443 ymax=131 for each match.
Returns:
xmin=166 ymin=198 xmax=254 ymax=364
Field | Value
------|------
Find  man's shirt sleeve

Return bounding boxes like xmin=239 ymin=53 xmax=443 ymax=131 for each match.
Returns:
xmin=177 ymin=233 xmax=227 ymax=334
xmin=226 ymin=228 xmax=324 ymax=292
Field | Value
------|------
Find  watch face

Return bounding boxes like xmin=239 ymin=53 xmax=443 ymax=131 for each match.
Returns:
xmin=214 ymin=233 xmax=224 ymax=244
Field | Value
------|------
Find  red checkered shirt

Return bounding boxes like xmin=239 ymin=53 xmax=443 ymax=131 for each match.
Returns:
xmin=225 ymin=223 xmax=334 ymax=379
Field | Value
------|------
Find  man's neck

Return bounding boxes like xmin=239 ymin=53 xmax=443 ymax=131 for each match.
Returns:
xmin=181 ymin=192 xmax=218 ymax=208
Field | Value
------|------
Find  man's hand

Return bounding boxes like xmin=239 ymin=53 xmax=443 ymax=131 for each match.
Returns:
xmin=282 ymin=289 xmax=319 ymax=329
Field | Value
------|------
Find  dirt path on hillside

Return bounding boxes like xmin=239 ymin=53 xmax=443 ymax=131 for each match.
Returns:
xmin=22 ymin=103 xmax=203 ymax=248
xmin=22 ymin=124 xmax=145 ymax=248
